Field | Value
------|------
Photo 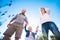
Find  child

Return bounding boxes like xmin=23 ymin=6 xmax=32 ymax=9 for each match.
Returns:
xmin=25 ymin=25 xmax=38 ymax=40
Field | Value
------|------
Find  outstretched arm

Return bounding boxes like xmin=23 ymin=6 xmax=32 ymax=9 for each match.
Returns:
xmin=10 ymin=14 xmax=18 ymax=22
xmin=24 ymin=25 xmax=28 ymax=32
xmin=7 ymin=14 xmax=18 ymax=27
xmin=47 ymin=8 xmax=50 ymax=15
xmin=24 ymin=17 xmax=28 ymax=26
xmin=35 ymin=26 xmax=39 ymax=34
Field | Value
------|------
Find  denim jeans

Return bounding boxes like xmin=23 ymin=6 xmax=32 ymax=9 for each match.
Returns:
xmin=42 ymin=22 xmax=60 ymax=40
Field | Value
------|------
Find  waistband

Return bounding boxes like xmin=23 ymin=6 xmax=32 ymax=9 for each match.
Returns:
xmin=42 ymin=21 xmax=54 ymax=25
xmin=13 ymin=22 xmax=23 ymax=25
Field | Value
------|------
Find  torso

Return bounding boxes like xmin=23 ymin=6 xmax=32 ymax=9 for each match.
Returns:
xmin=40 ymin=13 xmax=52 ymax=24
xmin=26 ymin=32 xmax=34 ymax=40
xmin=15 ymin=14 xmax=26 ymax=24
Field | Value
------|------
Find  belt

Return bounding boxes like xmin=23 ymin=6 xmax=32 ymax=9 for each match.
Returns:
xmin=13 ymin=22 xmax=23 ymax=25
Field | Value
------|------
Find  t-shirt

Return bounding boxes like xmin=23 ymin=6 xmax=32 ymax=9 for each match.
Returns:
xmin=15 ymin=13 xmax=28 ymax=25
xmin=40 ymin=13 xmax=52 ymax=24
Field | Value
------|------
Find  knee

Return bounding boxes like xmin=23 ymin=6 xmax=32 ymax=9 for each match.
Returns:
xmin=15 ymin=37 xmax=20 ymax=40
xmin=2 ymin=35 xmax=10 ymax=40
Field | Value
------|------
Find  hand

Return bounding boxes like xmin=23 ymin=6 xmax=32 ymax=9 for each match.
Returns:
xmin=25 ymin=23 xmax=28 ymax=27
xmin=7 ymin=22 xmax=11 ymax=27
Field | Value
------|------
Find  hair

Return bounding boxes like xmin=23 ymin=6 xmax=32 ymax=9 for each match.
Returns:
xmin=41 ymin=8 xmax=46 ymax=13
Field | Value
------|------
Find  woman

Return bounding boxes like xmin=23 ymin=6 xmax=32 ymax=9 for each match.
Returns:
xmin=40 ymin=8 xmax=60 ymax=40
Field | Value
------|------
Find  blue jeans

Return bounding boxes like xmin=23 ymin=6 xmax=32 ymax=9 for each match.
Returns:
xmin=42 ymin=22 xmax=60 ymax=39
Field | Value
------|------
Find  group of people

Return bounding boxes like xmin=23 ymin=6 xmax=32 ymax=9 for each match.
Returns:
xmin=2 ymin=8 xmax=60 ymax=40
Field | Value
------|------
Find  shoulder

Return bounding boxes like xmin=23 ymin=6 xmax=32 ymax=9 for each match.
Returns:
xmin=18 ymin=13 xmax=22 ymax=15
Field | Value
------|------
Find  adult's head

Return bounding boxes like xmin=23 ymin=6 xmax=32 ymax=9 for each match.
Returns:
xmin=40 ymin=8 xmax=46 ymax=14
xmin=21 ymin=9 xmax=26 ymax=15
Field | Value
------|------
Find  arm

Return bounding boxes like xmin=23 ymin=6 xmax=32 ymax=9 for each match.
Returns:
xmin=33 ymin=29 xmax=38 ymax=35
xmin=47 ymin=8 xmax=50 ymax=15
xmin=24 ymin=17 xmax=28 ymax=26
xmin=25 ymin=25 xmax=28 ymax=32
xmin=34 ymin=30 xmax=38 ymax=35
xmin=7 ymin=14 xmax=18 ymax=27
xmin=10 ymin=14 xmax=18 ymax=22
xmin=35 ymin=26 xmax=39 ymax=34
xmin=32 ymin=31 xmax=38 ymax=39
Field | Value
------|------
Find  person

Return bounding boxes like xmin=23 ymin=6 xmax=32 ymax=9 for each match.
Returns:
xmin=25 ymin=25 xmax=38 ymax=40
xmin=2 ymin=9 xmax=28 ymax=40
xmin=40 ymin=8 xmax=60 ymax=40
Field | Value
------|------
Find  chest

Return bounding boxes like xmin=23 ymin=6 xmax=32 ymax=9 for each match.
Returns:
xmin=17 ymin=15 xmax=26 ymax=19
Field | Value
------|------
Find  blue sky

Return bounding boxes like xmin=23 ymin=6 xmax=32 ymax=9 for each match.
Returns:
xmin=0 ymin=0 xmax=60 ymax=40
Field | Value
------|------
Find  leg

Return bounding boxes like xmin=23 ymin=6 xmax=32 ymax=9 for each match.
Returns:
xmin=2 ymin=25 xmax=15 ymax=40
xmin=2 ymin=35 xmax=10 ymax=40
xmin=15 ymin=25 xmax=23 ymax=40
xmin=15 ymin=37 xmax=20 ymax=40
xmin=49 ymin=22 xmax=60 ymax=40
xmin=42 ymin=24 xmax=49 ymax=40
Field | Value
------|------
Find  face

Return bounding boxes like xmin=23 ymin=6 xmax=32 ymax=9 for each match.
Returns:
xmin=28 ymin=26 xmax=32 ymax=32
xmin=22 ymin=9 xmax=26 ymax=15
xmin=40 ymin=8 xmax=46 ymax=14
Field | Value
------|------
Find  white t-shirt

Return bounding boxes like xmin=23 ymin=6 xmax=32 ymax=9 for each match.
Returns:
xmin=40 ymin=13 xmax=52 ymax=24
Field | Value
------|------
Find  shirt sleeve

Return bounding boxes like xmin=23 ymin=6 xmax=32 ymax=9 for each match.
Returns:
xmin=10 ymin=14 xmax=18 ymax=22
xmin=24 ymin=26 xmax=28 ymax=32
xmin=46 ymin=9 xmax=50 ymax=15
xmin=24 ymin=17 xmax=28 ymax=24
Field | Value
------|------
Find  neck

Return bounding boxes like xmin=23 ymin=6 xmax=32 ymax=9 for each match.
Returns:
xmin=42 ymin=13 xmax=45 ymax=15
xmin=22 ymin=13 xmax=25 ymax=16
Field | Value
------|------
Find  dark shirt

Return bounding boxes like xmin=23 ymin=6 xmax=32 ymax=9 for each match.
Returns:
xmin=25 ymin=26 xmax=37 ymax=39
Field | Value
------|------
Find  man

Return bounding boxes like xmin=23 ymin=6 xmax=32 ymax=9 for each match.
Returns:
xmin=2 ymin=9 xmax=28 ymax=40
